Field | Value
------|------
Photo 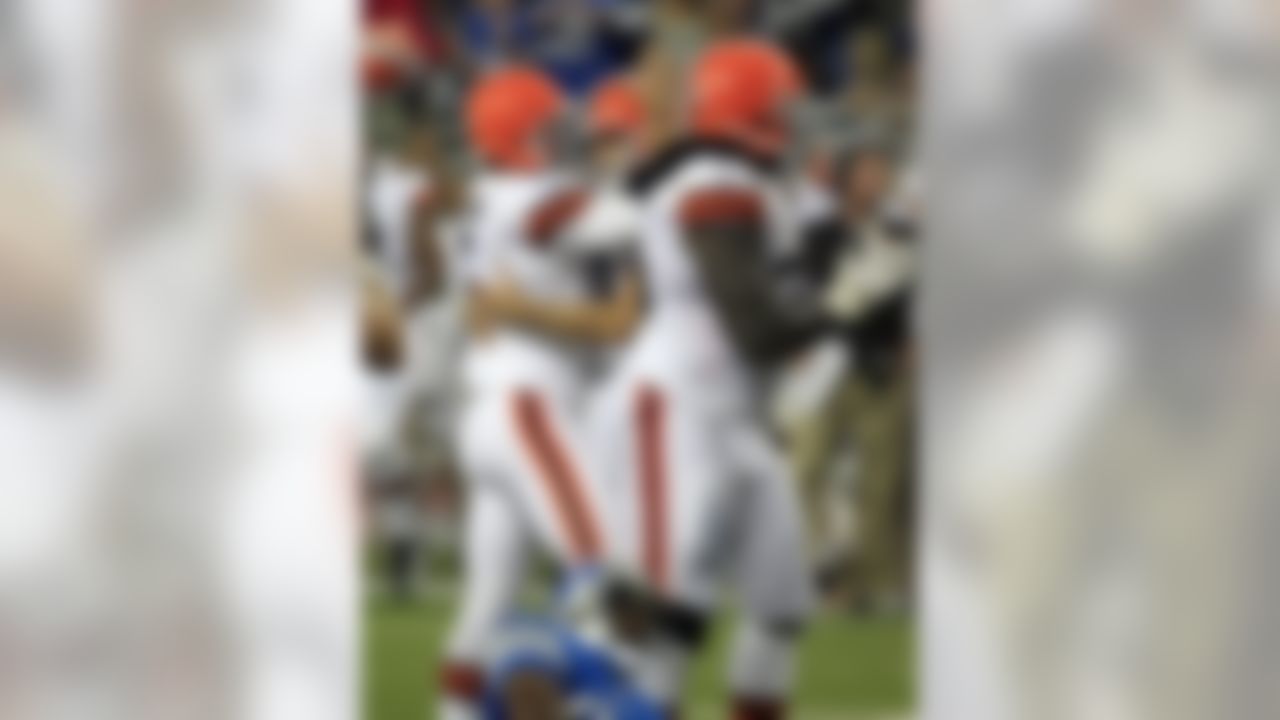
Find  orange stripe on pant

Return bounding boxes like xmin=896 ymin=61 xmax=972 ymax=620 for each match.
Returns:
xmin=635 ymin=384 xmax=669 ymax=590
xmin=513 ymin=389 xmax=602 ymax=562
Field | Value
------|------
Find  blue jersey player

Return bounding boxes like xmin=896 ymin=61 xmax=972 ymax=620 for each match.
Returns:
xmin=482 ymin=575 xmax=669 ymax=720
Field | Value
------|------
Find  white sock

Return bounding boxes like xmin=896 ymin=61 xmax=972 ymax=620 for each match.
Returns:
xmin=728 ymin=619 xmax=797 ymax=700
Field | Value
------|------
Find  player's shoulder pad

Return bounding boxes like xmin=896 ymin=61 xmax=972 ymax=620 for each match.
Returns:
xmin=526 ymin=185 xmax=590 ymax=247
xmin=678 ymin=185 xmax=765 ymax=231
xmin=565 ymin=188 xmax=641 ymax=252
xmin=627 ymin=137 xmax=781 ymax=198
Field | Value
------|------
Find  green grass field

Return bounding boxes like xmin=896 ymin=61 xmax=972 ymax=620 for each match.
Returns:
xmin=365 ymin=590 xmax=915 ymax=720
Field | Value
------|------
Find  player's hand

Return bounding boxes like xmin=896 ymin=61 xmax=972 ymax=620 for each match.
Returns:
xmin=466 ymin=289 xmax=497 ymax=339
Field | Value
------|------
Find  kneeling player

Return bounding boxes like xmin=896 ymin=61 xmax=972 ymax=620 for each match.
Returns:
xmin=484 ymin=576 xmax=668 ymax=720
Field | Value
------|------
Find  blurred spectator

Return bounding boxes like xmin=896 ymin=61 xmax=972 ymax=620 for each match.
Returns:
xmin=534 ymin=0 xmax=650 ymax=96
xmin=648 ymin=0 xmax=714 ymax=61
xmin=457 ymin=0 xmax=648 ymax=96
xmin=629 ymin=0 xmax=715 ymax=149
xmin=457 ymin=0 xmax=541 ymax=71
xmin=766 ymin=0 xmax=860 ymax=95
xmin=841 ymin=28 xmax=913 ymax=145
xmin=787 ymin=144 xmax=916 ymax=614
xmin=363 ymin=0 xmax=446 ymax=92
xmin=706 ymin=0 xmax=759 ymax=35
xmin=765 ymin=0 xmax=915 ymax=110
xmin=364 ymin=0 xmax=452 ymax=172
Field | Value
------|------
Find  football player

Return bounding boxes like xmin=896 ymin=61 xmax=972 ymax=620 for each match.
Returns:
xmin=468 ymin=77 xmax=651 ymax=398
xmin=442 ymin=66 xmax=639 ymax=720
xmin=589 ymin=40 xmax=846 ymax=718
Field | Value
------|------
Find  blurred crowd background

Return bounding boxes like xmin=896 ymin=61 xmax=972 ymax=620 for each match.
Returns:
xmin=362 ymin=0 xmax=914 ymax=158
xmin=358 ymin=0 xmax=920 ymax=620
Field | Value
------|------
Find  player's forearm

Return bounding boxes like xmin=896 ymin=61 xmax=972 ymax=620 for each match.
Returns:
xmin=510 ymin=301 xmax=628 ymax=344
xmin=488 ymin=277 xmax=641 ymax=344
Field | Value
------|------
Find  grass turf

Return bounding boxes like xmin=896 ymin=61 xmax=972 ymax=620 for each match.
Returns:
xmin=365 ymin=591 xmax=914 ymax=719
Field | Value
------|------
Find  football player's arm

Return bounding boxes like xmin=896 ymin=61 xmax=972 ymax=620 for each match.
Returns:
xmin=475 ymin=184 xmax=643 ymax=344
xmin=472 ymin=268 xmax=643 ymax=344
xmin=681 ymin=189 xmax=831 ymax=366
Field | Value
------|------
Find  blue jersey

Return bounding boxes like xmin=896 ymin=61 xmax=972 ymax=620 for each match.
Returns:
xmin=483 ymin=615 xmax=664 ymax=720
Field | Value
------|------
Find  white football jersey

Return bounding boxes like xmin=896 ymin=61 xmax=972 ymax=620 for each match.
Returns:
xmin=640 ymin=153 xmax=804 ymax=308
xmin=623 ymin=150 xmax=807 ymax=407
xmin=461 ymin=170 xmax=599 ymax=394
xmin=464 ymin=171 xmax=596 ymax=306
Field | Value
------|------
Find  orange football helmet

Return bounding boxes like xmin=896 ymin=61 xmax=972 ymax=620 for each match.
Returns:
xmin=588 ymin=78 xmax=648 ymax=139
xmin=465 ymin=66 xmax=565 ymax=170
xmin=689 ymin=39 xmax=804 ymax=156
